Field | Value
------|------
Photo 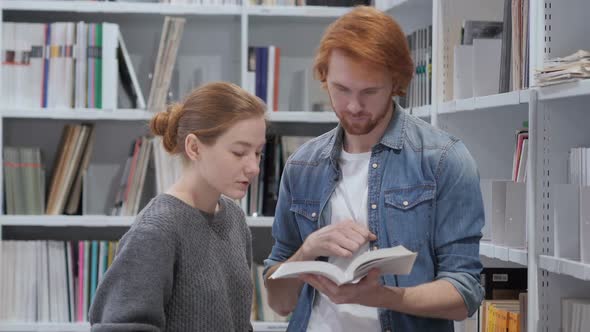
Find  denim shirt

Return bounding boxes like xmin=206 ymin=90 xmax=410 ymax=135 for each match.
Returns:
xmin=264 ymin=104 xmax=485 ymax=332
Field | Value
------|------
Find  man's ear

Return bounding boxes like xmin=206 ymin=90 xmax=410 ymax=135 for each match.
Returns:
xmin=184 ymin=133 xmax=200 ymax=161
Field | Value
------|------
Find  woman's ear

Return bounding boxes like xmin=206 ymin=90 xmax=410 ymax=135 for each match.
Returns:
xmin=184 ymin=133 xmax=200 ymax=161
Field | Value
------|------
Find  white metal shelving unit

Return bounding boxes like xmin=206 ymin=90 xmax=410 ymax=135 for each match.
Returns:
xmin=0 ymin=322 xmax=90 ymax=332
xmin=5 ymin=0 xmax=590 ymax=330
xmin=246 ymin=5 xmax=349 ymax=17
xmin=0 ymin=215 xmax=273 ymax=228
xmin=432 ymin=0 xmax=590 ymax=331
xmin=529 ymin=1 xmax=590 ymax=331
xmin=480 ymin=242 xmax=528 ymax=266
xmin=1 ymin=1 xmax=243 ymax=15
xmin=0 ymin=321 xmax=289 ymax=332
xmin=0 ymin=1 xmax=420 ymax=331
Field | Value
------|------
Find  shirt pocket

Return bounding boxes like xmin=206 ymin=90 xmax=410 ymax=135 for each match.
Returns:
xmin=290 ymin=200 xmax=320 ymax=239
xmin=384 ymin=184 xmax=435 ymax=252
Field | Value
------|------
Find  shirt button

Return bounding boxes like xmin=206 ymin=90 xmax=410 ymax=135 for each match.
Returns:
xmin=372 ymin=163 xmax=378 ymax=169
xmin=371 ymin=204 xmax=377 ymax=210
xmin=402 ymin=200 xmax=409 ymax=207
xmin=311 ymin=212 xmax=317 ymax=218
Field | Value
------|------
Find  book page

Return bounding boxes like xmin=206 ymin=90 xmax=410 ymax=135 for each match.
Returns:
xmin=347 ymin=245 xmax=417 ymax=280
xmin=270 ymin=261 xmax=346 ymax=285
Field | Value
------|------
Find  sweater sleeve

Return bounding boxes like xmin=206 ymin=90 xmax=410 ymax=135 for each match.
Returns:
xmin=89 ymin=221 xmax=176 ymax=332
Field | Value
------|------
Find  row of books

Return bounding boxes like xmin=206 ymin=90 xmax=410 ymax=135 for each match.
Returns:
xmin=563 ymin=147 xmax=590 ymax=263
xmin=399 ymin=25 xmax=432 ymax=109
xmin=2 ymin=124 xmax=99 ymax=216
xmin=568 ymin=147 xmax=590 ymax=187
xmin=247 ymin=46 xmax=281 ymax=113
xmin=507 ymin=0 xmax=530 ymax=92
xmin=3 ymin=147 xmax=45 ymax=215
xmin=243 ymin=135 xmax=312 ymax=216
xmin=247 ymin=0 xmax=369 ymax=5
xmin=0 ymin=241 xmax=291 ymax=325
xmin=2 ymin=128 xmax=167 ymax=217
xmin=562 ymin=298 xmax=590 ymax=332
xmin=477 ymin=268 xmax=527 ymax=332
xmin=152 ymin=137 xmax=183 ymax=195
xmin=553 ymin=184 xmax=590 ymax=264
xmin=147 ymin=17 xmax=185 ymax=112
xmin=480 ymin=180 xmax=526 ymax=248
xmin=3 ymin=127 xmax=318 ymax=218
xmin=1 ymin=22 xmax=144 ymax=110
xmin=481 ymin=298 xmax=525 ymax=332
xmin=251 ymin=264 xmax=288 ymax=322
xmin=511 ymin=127 xmax=528 ymax=183
xmin=452 ymin=0 xmax=530 ymax=100
xmin=162 ymin=0 xmax=242 ymax=5
xmin=47 ymin=124 xmax=96 ymax=216
xmin=0 ymin=240 xmax=118 ymax=323
xmin=3 ymin=133 xmax=311 ymax=218
xmin=111 ymin=136 xmax=154 ymax=216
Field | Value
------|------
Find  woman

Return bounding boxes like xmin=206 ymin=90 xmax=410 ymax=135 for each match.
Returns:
xmin=89 ymin=82 xmax=266 ymax=331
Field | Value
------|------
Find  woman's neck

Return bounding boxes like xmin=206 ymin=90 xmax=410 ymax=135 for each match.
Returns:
xmin=166 ymin=172 xmax=220 ymax=214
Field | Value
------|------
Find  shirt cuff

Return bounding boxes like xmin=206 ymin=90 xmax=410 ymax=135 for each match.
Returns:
xmin=435 ymin=271 xmax=484 ymax=317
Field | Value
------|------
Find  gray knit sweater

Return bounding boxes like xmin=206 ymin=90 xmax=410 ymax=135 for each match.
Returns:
xmin=89 ymin=194 xmax=253 ymax=332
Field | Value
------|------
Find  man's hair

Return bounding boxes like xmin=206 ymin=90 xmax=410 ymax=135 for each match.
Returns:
xmin=313 ymin=6 xmax=414 ymax=96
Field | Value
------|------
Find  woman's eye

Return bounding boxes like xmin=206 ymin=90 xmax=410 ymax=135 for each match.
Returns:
xmin=232 ymin=151 xmax=245 ymax=157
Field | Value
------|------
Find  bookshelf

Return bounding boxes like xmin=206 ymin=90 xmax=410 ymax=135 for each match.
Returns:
xmin=1 ymin=1 xmax=243 ymax=16
xmin=538 ymin=256 xmax=590 ymax=282
xmin=0 ymin=215 xmax=135 ymax=227
xmin=432 ymin=0 xmax=590 ymax=330
xmin=0 ymin=322 xmax=90 ymax=332
xmin=0 ymin=321 xmax=289 ymax=332
xmin=0 ymin=108 xmax=339 ymax=122
xmin=439 ymin=90 xmax=528 ymax=114
xmin=0 ymin=108 xmax=154 ymax=121
xmin=480 ymin=242 xmax=528 ymax=266
xmin=410 ymin=104 xmax=431 ymax=118
xmin=246 ymin=5 xmax=350 ymax=17
xmin=536 ymin=78 xmax=590 ymax=101
xmin=2 ymin=0 xmax=590 ymax=331
xmin=0 ymin=215 xmax=273 ymax=228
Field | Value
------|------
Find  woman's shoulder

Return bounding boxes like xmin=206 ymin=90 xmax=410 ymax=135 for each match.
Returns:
xmin=219 ymin=196 xmax=246 ymax=220
xmin=132 ymin=194 xmax=187 ymax=232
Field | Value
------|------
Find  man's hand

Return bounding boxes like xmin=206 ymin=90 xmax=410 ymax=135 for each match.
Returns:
xmin=299 ymin=221 xmax=377 ymax=261
xmin=299 ymin=268 xmax=386 ymax=307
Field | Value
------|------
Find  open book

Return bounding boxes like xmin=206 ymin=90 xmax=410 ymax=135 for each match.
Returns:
xmin=270 ymin=245 xmax=417 ymax=286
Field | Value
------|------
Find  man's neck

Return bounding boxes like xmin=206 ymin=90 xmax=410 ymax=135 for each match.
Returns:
xmin=343 ymin=104 xmax=394 ymax=154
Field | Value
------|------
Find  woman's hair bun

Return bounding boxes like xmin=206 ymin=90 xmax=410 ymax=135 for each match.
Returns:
xmin=150 ymin=103 xmax=183 ymax=153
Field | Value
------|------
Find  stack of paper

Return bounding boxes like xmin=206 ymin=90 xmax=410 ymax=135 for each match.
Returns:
xmin=536 ymin=50 xmax=590 ymax=86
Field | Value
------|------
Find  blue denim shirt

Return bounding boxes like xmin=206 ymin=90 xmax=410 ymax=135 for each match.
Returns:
xmin=264 ymin=104 xmax=485 ymax=332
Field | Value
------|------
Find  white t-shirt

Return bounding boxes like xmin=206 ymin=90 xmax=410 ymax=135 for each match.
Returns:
xmin=306 ymin=149 xmax=381 ymax=332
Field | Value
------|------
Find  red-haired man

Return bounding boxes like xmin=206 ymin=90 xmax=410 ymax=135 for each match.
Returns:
xmin=264 ymin=6 xmax=484 ymax=331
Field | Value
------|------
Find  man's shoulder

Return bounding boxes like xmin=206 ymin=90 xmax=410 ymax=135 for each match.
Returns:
xmin=403 ymin=112 xmax=460 ymax=152
xmin=286 ymin=127 xmax=337 ymax=165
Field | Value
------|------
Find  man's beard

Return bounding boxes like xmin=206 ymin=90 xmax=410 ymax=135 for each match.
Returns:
xmin=336 ymin=103 xmax=391 ymax=136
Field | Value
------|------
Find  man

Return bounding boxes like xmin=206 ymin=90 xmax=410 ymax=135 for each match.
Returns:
xmin=264 ymin=6 xmax=484 ymax=331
